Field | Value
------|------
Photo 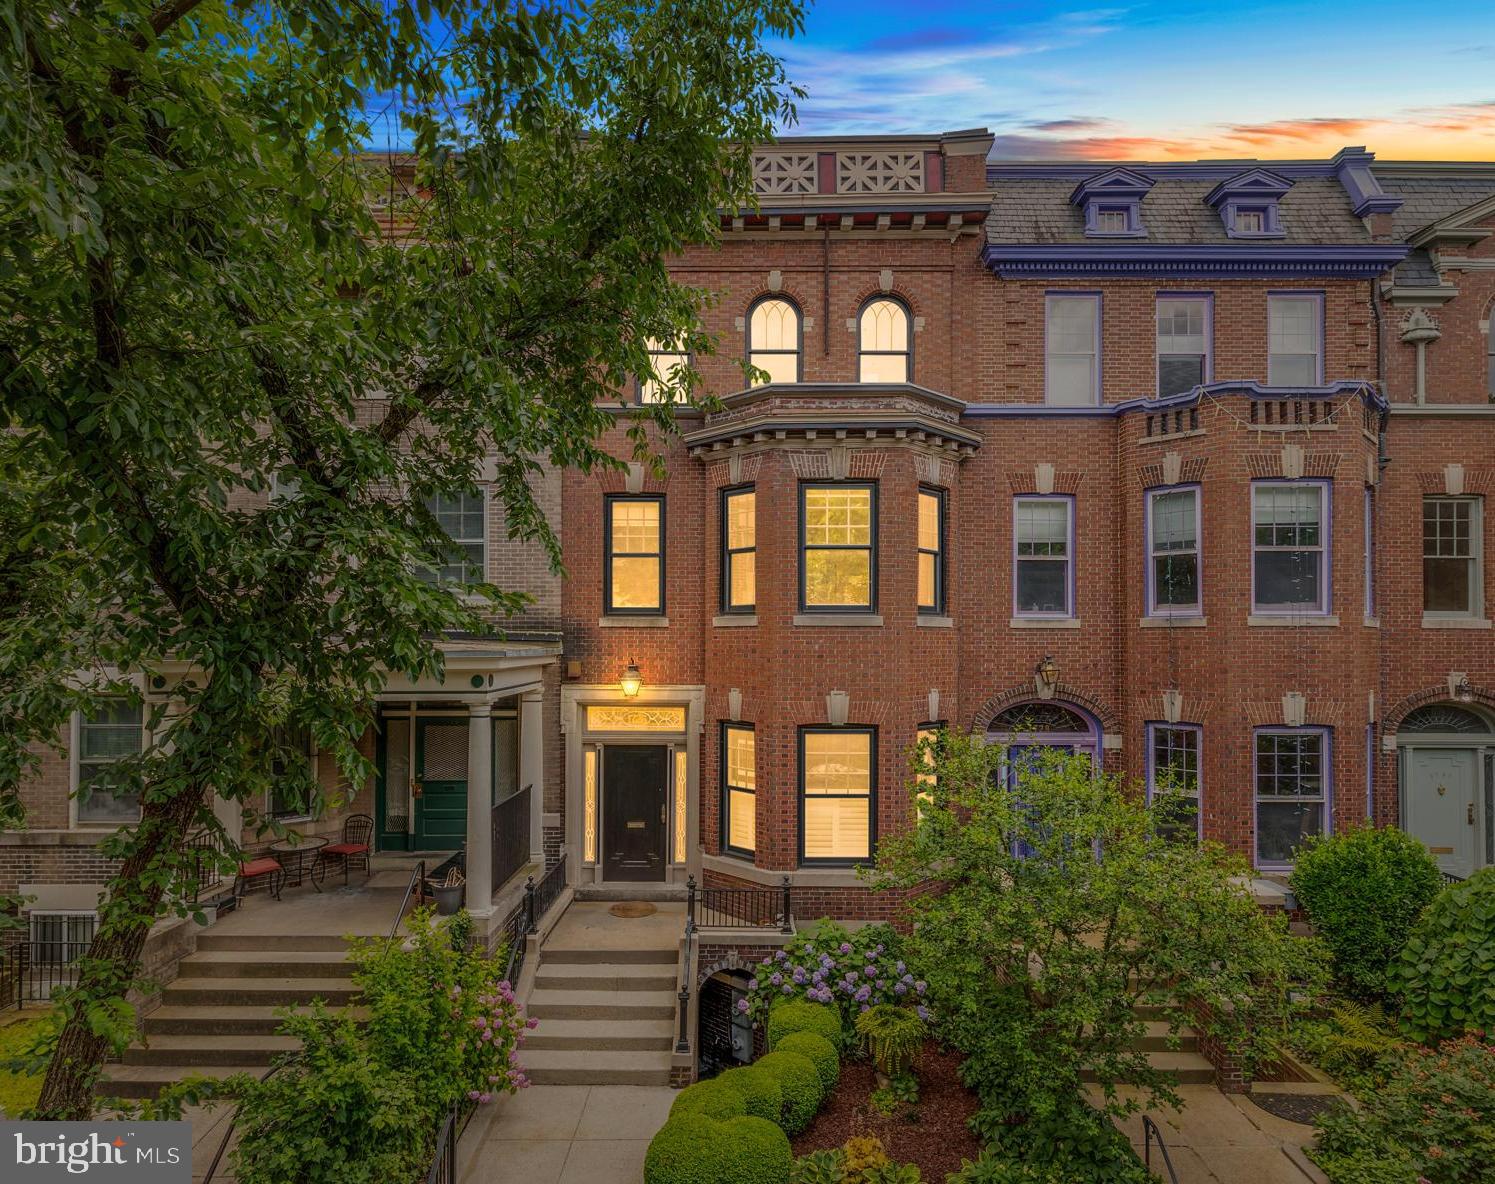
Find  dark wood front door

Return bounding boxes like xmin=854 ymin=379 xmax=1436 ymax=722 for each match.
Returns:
xmin=603 ymin=745 xmax=668 ymax=881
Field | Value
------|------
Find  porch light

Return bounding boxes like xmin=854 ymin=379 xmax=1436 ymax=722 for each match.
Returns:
xmin=620 ymin=659 xmax=643 ymax=698
xmin=1455 ymin=674 xmax=1474 ymax=703
xmin=1035 ymin=655 xmax=1059 ymax=688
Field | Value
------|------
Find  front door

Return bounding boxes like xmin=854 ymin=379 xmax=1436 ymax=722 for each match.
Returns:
xmin=603 ymin=745 xmax=668 ymax=882
xmin=415 ymin=718 xmax=469 ymax=851
xmin=1405 ymin=748 xmax=1479 ymax=879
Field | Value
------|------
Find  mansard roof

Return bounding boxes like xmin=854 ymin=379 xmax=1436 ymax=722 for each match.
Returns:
xmin=1370 ymin=163 xmax=1495 ymax=288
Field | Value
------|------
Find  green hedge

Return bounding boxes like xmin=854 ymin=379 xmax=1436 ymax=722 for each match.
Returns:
xmin=754 ymin=1049 xmax=823 ymax=1134
xmin=766 ymin=1000 xmax=842 ymax=1050
xmin=714 ymin=1065 xmax=783 ymax=1123
xmin=774 ymin=1031 xmax=839 ymax=1093
xmin=670 ymin=1077 xmax=747 ymax=1121
xmin=644 ymin=1114 xmax=791 ymax=1184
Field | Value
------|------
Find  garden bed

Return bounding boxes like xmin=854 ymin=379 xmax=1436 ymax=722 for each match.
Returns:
xmin=790 ymin=1042 xmax=982 ymax=1180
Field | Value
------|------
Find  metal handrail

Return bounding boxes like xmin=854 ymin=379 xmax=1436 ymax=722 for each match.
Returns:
xmin=201 ymin=1062 xmax=286 ymax=1184
xmin=389 ymin=859 xmax=428 ymax=942
xmin=1142 ymin=1115 xmax=1180 ymax=1184
xmin=425 ymin=1100 xmax=464 ymax=1184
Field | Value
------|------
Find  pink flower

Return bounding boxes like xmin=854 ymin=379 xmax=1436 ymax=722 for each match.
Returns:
xmin=526 ymin=1017 xmax=539 ymax=1029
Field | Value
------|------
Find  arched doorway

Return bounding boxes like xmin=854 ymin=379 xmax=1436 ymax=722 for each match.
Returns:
xmin=1397 ymin=704 xmax=1495 ymax=879
xmin=987 ymin=701 xmax=1099 ymax=774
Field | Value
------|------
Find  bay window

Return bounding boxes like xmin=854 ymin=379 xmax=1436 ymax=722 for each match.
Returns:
xmin=917 ymin=488 xmax=945 ymax=615
xmin=800 ymin=483 xmax=876 ymax=612
xmin=1014 ymin=496 xmax=1073 ymax=617
xmin=1252 ymin=482 xmax=1328 ymax=614
xmin=1147 ymin=723 xmax=1201 ymax=842
xmin=1147 ymin=487 xmax=1200 ymax=615
xmin=722 ymin=724 xmax=756 ymax=856
xmin=721 ymin=487 xmax=756 ymax=613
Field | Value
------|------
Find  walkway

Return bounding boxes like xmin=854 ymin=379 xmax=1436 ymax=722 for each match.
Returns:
xmin=456 ymin=1084 xmax=676 ymax=1184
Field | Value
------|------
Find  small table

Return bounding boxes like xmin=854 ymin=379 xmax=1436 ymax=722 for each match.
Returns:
xmin=268 ymin=836 xmax=329 ymax=892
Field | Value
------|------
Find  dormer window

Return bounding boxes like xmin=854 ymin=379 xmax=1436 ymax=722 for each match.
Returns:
xmin=1234 ymin=209 xmax=1265 ymax=234
xmin=1071 ymin=168 xmax=1154 ymax=239
xmin=1095 ymin=208 xmax=1130 ymax=234
xmin=1205 ymin=169 xmax=1291 ymax=239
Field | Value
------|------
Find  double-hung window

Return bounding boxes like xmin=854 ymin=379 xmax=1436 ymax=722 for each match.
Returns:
xmin=747 ymin=297 xmax=802 ymax=385
xmin=721 ymin=487 xmax=756 ymax=613
xmin=858 ymin=298 xmax=912 ymax=383
xmin=722 ymin=724 xmax=756 ymax=857
xmin=1147 ymin=487 xmax=1200 ymax=615
xmin=424 ymin=491 xmax=486 ymax=586
xmin=917 ymin=488 xmax=946 ymax=614
xmin=1147 ymin=723 xmax=1201 ymax=842
xmin=1255 ymin=729 xmax=1329 ymax=866
xmin=800 ymin=727 xmax=874 ymax=863
xmin=915 ymin=724 xmax=942 ymax=821
xmin=800 ymin=483 xmax=876 ymax=612
xmin=77 ymin=700 xmax=144 ymax=824
xmin=268 ymin=726 xmax=316 ymax=821
xmin=605 ymin=495 xmax=665 ymax=614
xmin=1252 ymin=482 xmax=1328 ymax=614
xmin=1045 ymin=294 xmax=1100 ymax=406
xmin=1364 ymin=487 xmax=1376 ymax=618
xmin=1267 ymin=294 xmax=1322 ymax=386
xmin=1156 ymin=296 xmax=1209 ymax=397
xmin=1423 ymin=496 xmax=1483 ymax=617
xmin=1014 ymin=496 xmax=1073 ymax=617
xmin=639 ymin=338 xmax=691 ymax=404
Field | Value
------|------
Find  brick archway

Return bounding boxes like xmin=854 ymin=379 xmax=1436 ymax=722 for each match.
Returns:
xmin=969 ymin=683 xmax=1118 ymax=735
xmin=1384 ymin=682 xmax=1495 ymax=736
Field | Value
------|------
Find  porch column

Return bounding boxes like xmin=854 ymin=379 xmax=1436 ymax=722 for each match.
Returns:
xmin=520 ymin=689 xmax=544 ymax=866
xmin=465 ymin=701 xmax=493 ymax=915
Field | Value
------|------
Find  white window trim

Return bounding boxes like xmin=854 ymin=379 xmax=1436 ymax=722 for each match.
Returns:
xmin=1422 ymin=496 xmax=1485 ymax=621
xmin=70 ymin=690 xmax=147 ymax=829
xmin=426 ymin=489 xmax=488 ymax=587
xmin=1266 ymin=293 xmax=1324 ymax=387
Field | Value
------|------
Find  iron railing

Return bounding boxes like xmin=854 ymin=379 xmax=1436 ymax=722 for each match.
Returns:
xmin=1 ymin=919 xmax=98 ymax=1009
xmin=498 ymin=892 xmax=529 ymax=986
xmin=424 ymin=1101 xmax=466 ymax=1184
xmin=686 ymin=875 xmax=792 ymax=934
xmin=1441 ymin=869 xmax=1467 ymax=885
xmin=1142 ymin=1115 xmax=1180 ymax=1184
xmin=491 ymin=785 xmax=532 ymax=894
xmin=529 ymin=854 xmax=567 ymax=934
xmin=201 ymin=1062 xmax=287 ymax=1184
xmin=388 ymin=860 xmax=428 ymax=942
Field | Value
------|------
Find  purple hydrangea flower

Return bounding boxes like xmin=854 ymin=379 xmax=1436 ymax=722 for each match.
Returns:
xmin=769 ymin=972 xmax=783 ymax=987
xmin=792 ymin=967 xmax=807 ymax=984
xmin=894 ymin=982 xmax=908 ymax=995
xmin=916 ymin=1005 xmax=931 ymax=1021
xmin=854 ymin=985 xmax=871 ymax=1002
xmin=839 ymin=942 xmax=853 ymax=955
xmin=915 ymin=981 xmax=927 ymax=994
xmin=736 ymin=998 xmax=750 ymax=1013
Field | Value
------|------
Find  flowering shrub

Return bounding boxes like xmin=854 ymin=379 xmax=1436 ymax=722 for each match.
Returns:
xmin=742 ymin=920 xmax=927 ymax=1034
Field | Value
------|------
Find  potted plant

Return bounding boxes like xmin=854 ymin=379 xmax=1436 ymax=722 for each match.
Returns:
xmin=429 ymin=866 xmax=465 ymax=916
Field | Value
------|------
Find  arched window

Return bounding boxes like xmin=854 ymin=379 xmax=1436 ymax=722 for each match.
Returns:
xmin=747 ymin=297 xmax=801 ymax=385
xmin=1399 ymin=705 xmax=1493 ymax=734
xmin=858 ymin=297 xmax=911 ymax=383
xmin=989 ymin=703 xmax=1091 ymax=736
xmin=638 ymin=338 xmax=690 ymax=404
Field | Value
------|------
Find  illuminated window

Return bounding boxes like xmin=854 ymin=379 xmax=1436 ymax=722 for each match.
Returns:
xmin=1147 ymin=487 xmax=1200 ymax=615
xmin=747 ymin=297 xmax=801 ymax=385
xmin=1014 ymin=496 xmax=1073 ymax=617
xmin=858 ymin=298 xmax=911 ymax=383
xmin=583 ymin=747 xmax=598 ymax=863
xmin=800 ymin=727 xmax=874 ymax=863
xmin=604 ymin=495 xmax=664 ymax=614
xmin=722 ymin=724 xmax=755 ymax=856
xmin=917 ymin=488 xmax=945 ymax=614
xmin=423 ymin=491 xmax=486 ymax=586
xmin=638 ymin=339 xmax=691 ymax=404
xmin=915 ymin=724 xmax=942 ymax=821
xmin=721 ymin=487 xmax=756 ymax=613
xmin=77 ymin=700 xmax=143 ymax=824
xmin=584 ymin=705 xmax=687 ymax=732
xmin=1147 ymin=723 xmax=1201 ymax=842
xmin=674 ymin=748 xmax=688 ymax=864
xmin=800 ymin=483 xmax=876 ymax=611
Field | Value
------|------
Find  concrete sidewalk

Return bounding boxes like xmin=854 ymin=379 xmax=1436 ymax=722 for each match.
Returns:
xmin=457 ymin=1084 xmax=675 ymax=1184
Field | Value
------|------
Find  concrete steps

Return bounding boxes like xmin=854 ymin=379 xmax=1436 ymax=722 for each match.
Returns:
xmin=142 ymin=1004 xmax=368 ymax=1037
xmin=122 ymin=1035 xmax=301 ymax=1067
xmin=194 ymin=933 xmax=352 ymax=953
xmin=534 ymin=963 xmax=677 ymax=993
xmin=521 ymin=1048 xmax=673 ymax=1086
xmin=98 ymin=1064 xmax=242 ymax=1099
xmin=524 ymin=1018 xmax=674 ymax=1052
xmin=1082 ymin=1050 xmax=1216 ymax=1085
xmin=527 ymin=988 xmax=676 ymax=1022
xmin=174 ymin=950 xmax=353 ymax=978
xmin=160 ymin=976 xmax=359 ymax=1007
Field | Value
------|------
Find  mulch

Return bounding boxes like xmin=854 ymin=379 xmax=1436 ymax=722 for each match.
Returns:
xmin=791 ymin=1042 xmax=985 ymax=1179
xmin=1248 ymin=1091 xmax=1348 ymax=1126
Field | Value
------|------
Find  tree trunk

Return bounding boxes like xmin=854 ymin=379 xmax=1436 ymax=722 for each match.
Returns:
xmin=33 ymin=781 xmax=205 ymax=1119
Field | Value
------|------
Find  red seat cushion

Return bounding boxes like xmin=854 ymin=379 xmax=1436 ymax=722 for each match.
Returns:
xmin=323 ymin=842 xmax=368 ymax=856
xmin=239 ymin=857 xmax=282 ymax=877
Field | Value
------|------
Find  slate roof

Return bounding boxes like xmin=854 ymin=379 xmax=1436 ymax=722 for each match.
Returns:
xmin=986 ymin=177 xmax=1367 ymax=246
xmin=1370 ymin=168 xmax=1495 ymax=286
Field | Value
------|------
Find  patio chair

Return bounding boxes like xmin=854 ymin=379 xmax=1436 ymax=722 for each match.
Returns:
xmin=321 ymin=813 xmax=374 ymax=885
xmin=236 ymin=853 xmax=286 ymax=902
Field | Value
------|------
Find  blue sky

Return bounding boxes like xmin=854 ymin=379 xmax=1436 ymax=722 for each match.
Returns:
xmin=772 ymin=1 xmax=1495 ymax=159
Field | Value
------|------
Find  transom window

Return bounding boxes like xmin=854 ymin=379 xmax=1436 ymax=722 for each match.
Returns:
xmin=917 ymin=488 xmax=946 ymax=614
xmin=858 ymin=298 xmax=912 ymax=383
xmin=1255 ymin=729 xmax=1328 ymax=866
xmin=1045 ymin=294 xmax=1100 ymax=406
xmin=424 ymin=491 xmax=486 ymax=586
xmin=1423 ymin=497 xmax=1483 ymax=617
xmin=605 ymin=495 xmax=665 ymax=614
xmin=1267 ymin=294 xmax=1322 ymax=386
xmin=801 ymin=483 xmax=876 ymax=612
xmin=722 ymin=724 xmax=756 ymax=856
xmin=721 ymin=487 xmax=756 ymax=613
xmin=1014 ymin=496 xmax=1073 ymax=617
xmin=1156 ymin=296 xmax=1208 ymax=397
xmin=800 ymin=727 xmax=874 ymax=863
xmin=77 ymin=699 xmax=144 ymax=824
xmin=1147 ymin=723 xmax=1201 ymax=842
xmin=1252 ymin=482 xmax=1327 ymax=613
xmin=639 ymin=338 xmax=691 ymax=404
xmin=748 ymin=297 xmax=802 ymax=385
xmin=1148 ymin=487 xmax=1200 ymax=615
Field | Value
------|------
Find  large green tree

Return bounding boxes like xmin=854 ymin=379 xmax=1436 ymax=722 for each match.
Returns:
xmin=0 ymin=0 xmax=801 ymax=1117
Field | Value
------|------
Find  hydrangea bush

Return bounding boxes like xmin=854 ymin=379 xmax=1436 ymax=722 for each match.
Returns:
xmin=741 ymin=920 xmax=928 ymax=1031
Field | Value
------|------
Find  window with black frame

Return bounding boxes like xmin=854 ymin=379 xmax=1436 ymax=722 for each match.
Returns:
xmin=917 ymin=488 xmax=945 ymax=614
xmin=605 ymin=495 xmax=665 ymax=614
xmin=800 ymin=483 xmax=876 ymax=612
xmin=721 ymin=487 xmax=756 ymax=613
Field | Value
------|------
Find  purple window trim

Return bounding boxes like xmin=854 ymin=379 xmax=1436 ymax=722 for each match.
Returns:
xmin=1044 ymin=291 xmax=1103 ymax=407
xmin=1267 ymin=290 xmax=1326 ymax=386
xmin=1221 ymin=201 xmax=1285 ymax=239
xmin=1253 ymin=725 xmax=1333 ymax=871
xmin=1155 ymin=292 xmax=1213 ymax=397
xmin=1013 ymin=493 xmax=1077 ymax=619
xmin=1144 ymin=721 xmax=1204 ymax=842
xmin=1363 ymin=486 xmax=1375 ymax=619
xmin=1144 ymin=484 xmax=1203 ymax=617
xmin=1083 ymin=201 xmax=1147 ymax=238
xmin=1250 ymin=478 xmax=1333 ymax=617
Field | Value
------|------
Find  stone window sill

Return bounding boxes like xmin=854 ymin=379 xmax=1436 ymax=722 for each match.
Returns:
xmin=792 ymin=613 xmax=883 ymax=627
xmin=1009 ymin=617 xmax=1081 ymax=629
xmin=598 ymin=615 xmax=669 ymax=628
xmin=700 ymin=852 xmax=866 ymax=889
xmin=916 ymin=615 xmax=955 ymax=628
xmin=1138 ymin=616 xmax=1207 ymax=628
xmin=1246 ymin=614 xmax=1340 ymax=627
xmin=712 ymin=614 xmax=757 ymax=628
xmin=1421 ymin=615 xmax=1492 ymax=629
xmin=1363 ymin=616 xmax=1380 ymax=628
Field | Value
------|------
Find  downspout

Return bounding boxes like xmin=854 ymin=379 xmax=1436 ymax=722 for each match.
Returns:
xmin=1370 ymin=278 xmax=1389 ymax=826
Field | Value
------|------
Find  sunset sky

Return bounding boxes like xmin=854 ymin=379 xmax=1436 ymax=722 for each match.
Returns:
xmin=773 ymin=1 xmax=1495 ymax=160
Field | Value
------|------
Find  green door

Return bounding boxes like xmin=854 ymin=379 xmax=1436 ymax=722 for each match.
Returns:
xmin=415 ymin=718 xmax=469 ymax=851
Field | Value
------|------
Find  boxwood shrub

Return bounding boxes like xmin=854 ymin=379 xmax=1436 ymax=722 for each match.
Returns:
xmin=714 ymin=1064 xmax=784 ymax=1123
xmin=766 ymin=999 xmax=842 ymax=1050
xmin=1389 ymin=867 xmax=1495 ymax=1042
xmin=754 ymin=1049 xmax=822 ymax=1134
xmin=644 ymin=1114 xmax=790 ymax=1184
xmin=774 ymin=1030 xmax=839 ymax=1093
xmin=669 ymin=1077 xmax=747 ymax=1121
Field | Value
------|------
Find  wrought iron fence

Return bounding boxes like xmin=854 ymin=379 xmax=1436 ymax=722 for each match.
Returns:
xmin=529 ymin=853 xmax=567 ymax=934
xmin=1 ymin=916 xmax=98 ymax=1009
xmin=491 ymin=785 xmax=532 ymax=894
xmin=686 ymin=875 xmax=792 ymax=934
